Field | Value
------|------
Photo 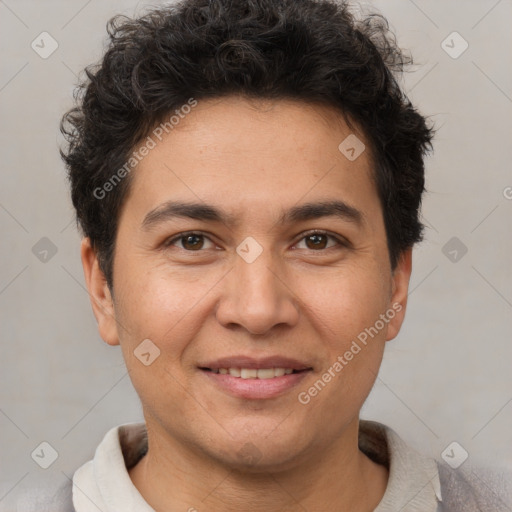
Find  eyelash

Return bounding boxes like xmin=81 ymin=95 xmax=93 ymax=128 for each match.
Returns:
xmin=163 ymin=230 xmax=348 ymax=252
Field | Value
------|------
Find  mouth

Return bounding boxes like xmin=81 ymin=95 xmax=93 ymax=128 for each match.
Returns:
xmin=200 ymin=367 xmax=309 ymax=379
xmin=198 ymin=357 xmax=313 ymax=399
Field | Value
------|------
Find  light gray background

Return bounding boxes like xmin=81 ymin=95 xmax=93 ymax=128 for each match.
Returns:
xmin=1 ymin=0 xmax=511 ymax=508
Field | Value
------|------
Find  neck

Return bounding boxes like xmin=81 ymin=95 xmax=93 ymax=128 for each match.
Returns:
xmin=129 ymin=418 xmax=388 ymax=512
xmin=129 ymin=420 xmax=388 ymax=512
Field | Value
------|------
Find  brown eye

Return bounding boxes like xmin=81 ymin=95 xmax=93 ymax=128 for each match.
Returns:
xmin=304 ymin=233 xmax=328 ymax=250
xmin=181 ymin=234 xmax=204 ymax=250
xmin=165 ymin=232 xmax=215 ymax=251
xmin=295 ymin=231 xmax=344 ymax=251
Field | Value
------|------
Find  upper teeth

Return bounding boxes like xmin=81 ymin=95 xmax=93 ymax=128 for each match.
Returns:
xmin=210 ymin=368 xmax=294 ymax=379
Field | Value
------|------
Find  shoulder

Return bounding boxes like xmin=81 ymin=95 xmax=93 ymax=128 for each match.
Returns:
xmin=51 ymin=478 xmax=75 ymax=511
xmin=437 ymin=462 xmax=512 ymax=512
xmin=10 ymin=477 xmax=75 ymax=512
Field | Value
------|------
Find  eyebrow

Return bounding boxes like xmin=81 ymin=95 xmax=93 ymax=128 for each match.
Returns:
xmin=141 ymin=199 xmax=365 ymax=231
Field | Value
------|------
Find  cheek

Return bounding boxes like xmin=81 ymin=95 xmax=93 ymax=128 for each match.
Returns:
xmin=112 ymin=260 xmax=207 ymax=357
xmin=127 ymin=280 xmax=193 ymax=331
xmin=112 ymin=269 xmax=202 ymax=415
xmin=301 ymin=264 xmax=390 ymax=397
xmin=303 ymin=264 xmax=391 ymax=342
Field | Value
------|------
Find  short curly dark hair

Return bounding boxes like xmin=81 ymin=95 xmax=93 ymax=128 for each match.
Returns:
xmin=60 ymin=0 xmax=433 ymax=290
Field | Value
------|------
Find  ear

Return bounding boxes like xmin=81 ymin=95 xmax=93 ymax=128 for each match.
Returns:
xmin=385 ymin=248 xmax=413 ymax=341
xmin=80 ymin=237 xmax=120 ymax=346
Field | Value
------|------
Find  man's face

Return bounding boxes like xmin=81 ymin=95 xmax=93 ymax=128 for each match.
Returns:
xmin=85 ymin=96 xmax=411 ymax=470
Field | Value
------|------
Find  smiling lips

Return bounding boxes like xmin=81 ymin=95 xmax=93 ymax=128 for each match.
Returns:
xmin=207 ymin=367 xmax=296 ymax=379
xmin=200 ymin=355 xmax=312 ymax=378
xmin=199 ymin=356 xmax=313 ymax=399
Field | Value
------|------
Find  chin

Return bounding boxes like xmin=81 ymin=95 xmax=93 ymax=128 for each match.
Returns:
xmin=204 ymin=428 xmax=310 ymax=473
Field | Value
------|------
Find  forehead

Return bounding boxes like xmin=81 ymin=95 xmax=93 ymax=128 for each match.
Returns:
xmin=119 ymin=96 xmax=380 ymax=227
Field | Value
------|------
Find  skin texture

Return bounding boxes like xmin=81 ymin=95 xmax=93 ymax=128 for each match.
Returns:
xmin=81 ymin=96 xmax=413 ymax=512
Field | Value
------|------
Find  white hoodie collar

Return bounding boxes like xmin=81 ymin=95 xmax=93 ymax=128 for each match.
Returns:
xmin=72 ymin=420 xmax=442 ymax=511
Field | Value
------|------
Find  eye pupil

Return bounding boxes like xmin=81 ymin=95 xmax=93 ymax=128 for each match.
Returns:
xmin=183 ymin=234 xmax=203 ymax=250
xmin=306 ymin=234 xmax=327 ymax=250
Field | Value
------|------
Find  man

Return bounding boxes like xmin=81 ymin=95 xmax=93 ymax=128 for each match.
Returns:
xmin=53 ymin=0 xmax=510 ymax=510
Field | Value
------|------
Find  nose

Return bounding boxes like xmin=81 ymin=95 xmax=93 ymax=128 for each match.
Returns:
xmin=215 ymin=246 xmax=300 ymax=336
